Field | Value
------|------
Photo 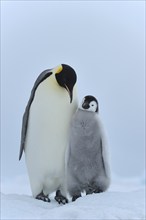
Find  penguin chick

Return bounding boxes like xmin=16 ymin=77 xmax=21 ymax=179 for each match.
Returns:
xmin=66 ymin=95 xmax=111 ymax=202
xmin=19 ymin=64 xmax=78 ymax=204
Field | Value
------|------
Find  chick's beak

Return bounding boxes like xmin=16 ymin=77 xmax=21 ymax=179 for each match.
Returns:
xmin=82 ymin=102 xmax=89 ymax=109
xmin=64 ymin=85 xmax=73 ymax=103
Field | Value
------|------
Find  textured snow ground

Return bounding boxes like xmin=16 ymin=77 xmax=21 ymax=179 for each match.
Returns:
xmin=1 ymin=175 xmax=145 ymax=219
xmin=1 ymin=189 xmax=145 ymax=220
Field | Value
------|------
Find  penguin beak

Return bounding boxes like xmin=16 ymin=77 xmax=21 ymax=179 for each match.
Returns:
xmin=82 ymin=102 xmax=89 ymax=110
xmin=64 ymin=85 xmax=73 ymax=103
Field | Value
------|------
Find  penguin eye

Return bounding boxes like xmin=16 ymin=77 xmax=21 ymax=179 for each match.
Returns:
xmin=91 ymin=104 xmax=94 ymax=106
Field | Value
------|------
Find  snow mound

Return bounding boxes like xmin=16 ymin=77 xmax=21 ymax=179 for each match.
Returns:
xmin=1 ymin=189 xmax=145 ymax=220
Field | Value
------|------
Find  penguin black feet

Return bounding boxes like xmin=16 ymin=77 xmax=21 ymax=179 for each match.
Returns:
xmin=86 ymin=186 xmax=95 ymax=195
xmin=86 ymin=188 xmax=103 ymax=195
xmin=55 ymin=190 xmax=68 ymax=205
xmin=36 ymin=191 xmax=50 ymax=202
xmin=94 ymin=188 xmax=104 ymax=193
xmin=72 ymin=193 xmax=81 ymax=202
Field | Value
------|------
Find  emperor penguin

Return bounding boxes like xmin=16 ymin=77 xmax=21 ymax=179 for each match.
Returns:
xmin=66 ymin=95 xmax=111 ymax=202
xmin=19 ymin=64 xmax=78 ymax=203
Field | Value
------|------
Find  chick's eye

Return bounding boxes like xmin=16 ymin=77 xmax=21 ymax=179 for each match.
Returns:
xmin=91 ymin=104 xmax=94 ymax=106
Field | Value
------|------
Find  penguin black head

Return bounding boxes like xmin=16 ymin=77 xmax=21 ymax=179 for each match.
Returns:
xmin=80 ymin=95 xmax=99 ymax=113
xmin=54 ymin=64 xmax=77 ymax=103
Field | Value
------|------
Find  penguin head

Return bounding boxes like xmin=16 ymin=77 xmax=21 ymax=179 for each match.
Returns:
xmin=53 ymin=64 xmax=77 ymax=103
xmin=80 ymin=95 xmax=99 ymax=113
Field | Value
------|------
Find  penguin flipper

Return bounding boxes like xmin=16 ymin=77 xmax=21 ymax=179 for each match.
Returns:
xmin=100 ymin=136 xmax=111 ymax=181
xmin=19 ymin=107 xmax=29 ymax=160
xmin=19 ymin=69 xmax=52 ymax=160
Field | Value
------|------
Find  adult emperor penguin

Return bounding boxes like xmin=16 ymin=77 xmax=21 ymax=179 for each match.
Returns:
xmin=19 ymin=64 xmax=78 ymax=203
xmin=66 ymin=95 xmax=111 ymax=201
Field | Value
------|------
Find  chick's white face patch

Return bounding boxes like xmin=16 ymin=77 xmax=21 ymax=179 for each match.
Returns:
xmin=88 ymin=101 xmax=97 ymax=112
xmin=79 ymin=100 xmax=97 ymax=112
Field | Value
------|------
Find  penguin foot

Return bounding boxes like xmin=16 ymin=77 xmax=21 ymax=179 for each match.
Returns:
xmin=36 ymin=191 xmax=50 ymax=202
xmin=86 ymin=189 xmax=94 ymax=195
xmin=94 ymin=188 xmax=103 ymax=193
xmin=55 ymin=190 xmax=68 ymax=205
xmin=72 ymin=194 xmax=81 ymax=202
xmin=86 ymin=186 xmax=94 ymax=195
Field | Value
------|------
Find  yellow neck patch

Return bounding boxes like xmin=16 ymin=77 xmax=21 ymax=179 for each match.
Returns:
xmin=53 ymin=64 xmax=63 ymax=74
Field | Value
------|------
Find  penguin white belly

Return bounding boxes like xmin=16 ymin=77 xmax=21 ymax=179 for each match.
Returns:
xmin=25 ymin=77 xmax=77 ymax=197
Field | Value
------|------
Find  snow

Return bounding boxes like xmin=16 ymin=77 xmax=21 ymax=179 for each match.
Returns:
xmin=1 ymin=190 xmax=145 ymax=220
xmin=1 ymin=176 xmax=145 ymax=220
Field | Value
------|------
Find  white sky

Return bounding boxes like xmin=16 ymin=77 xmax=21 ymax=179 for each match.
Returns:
xmin=1 ymin=1 xmax=145 ymax=181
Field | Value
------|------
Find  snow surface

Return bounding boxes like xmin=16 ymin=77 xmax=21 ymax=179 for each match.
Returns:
xmin=1 ymin=175 xmax=145 ymax=220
